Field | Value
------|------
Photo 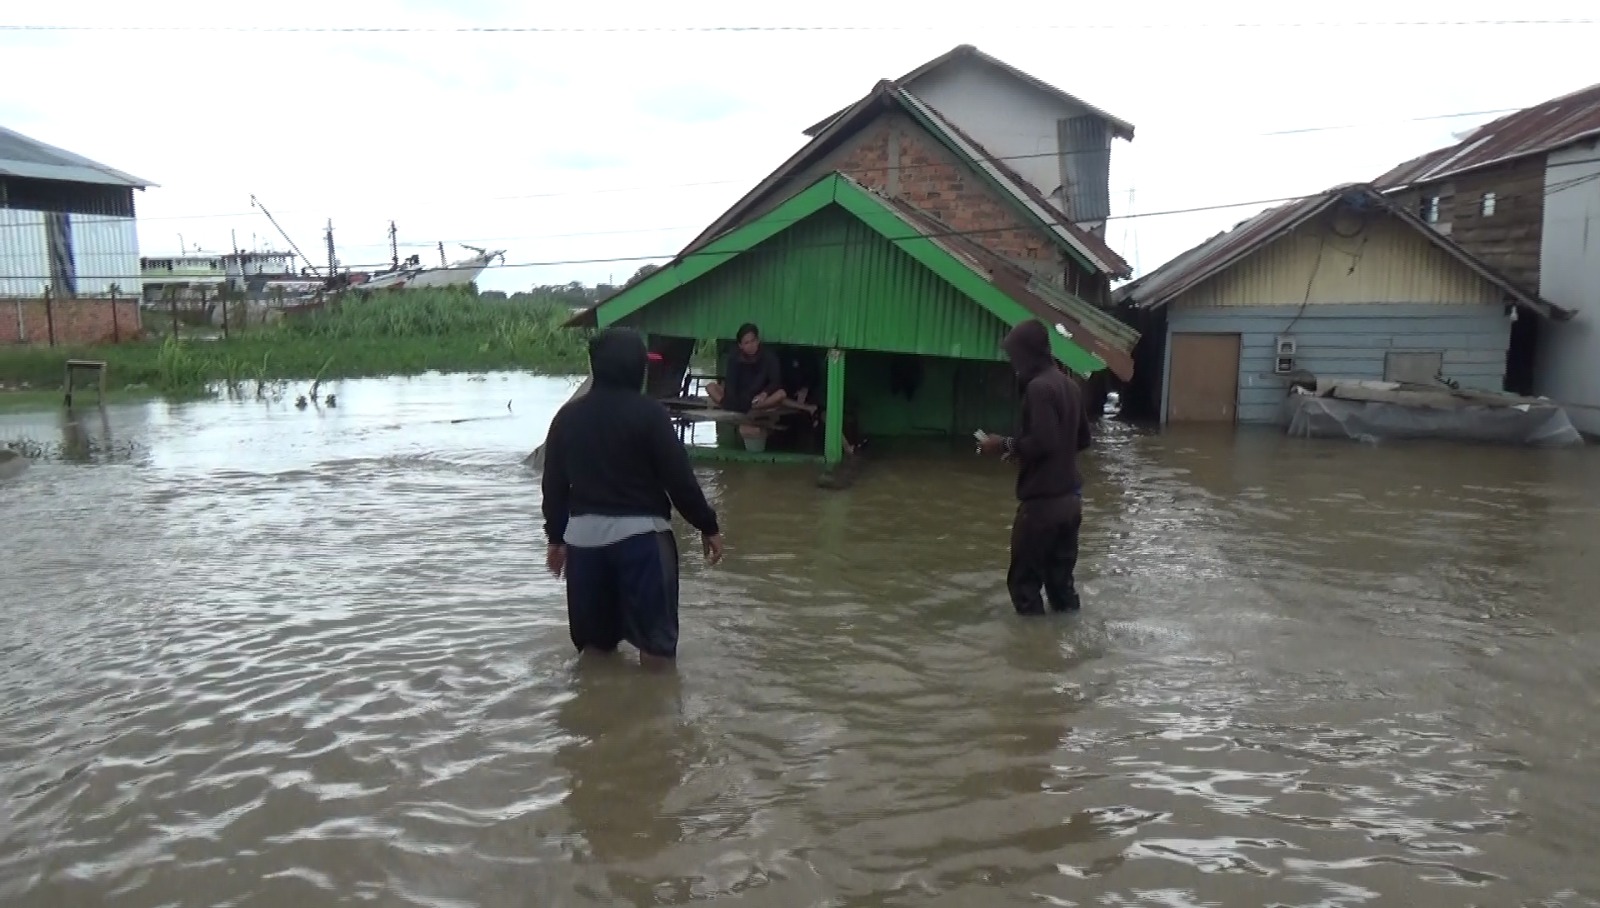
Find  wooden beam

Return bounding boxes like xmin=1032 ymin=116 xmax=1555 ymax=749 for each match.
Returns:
xmin=824 ymin=348 xmax=846 ymax=465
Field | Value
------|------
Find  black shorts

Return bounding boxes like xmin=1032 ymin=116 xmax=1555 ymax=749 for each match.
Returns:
xmin=564 ymin=530 xmax=681 ymax=658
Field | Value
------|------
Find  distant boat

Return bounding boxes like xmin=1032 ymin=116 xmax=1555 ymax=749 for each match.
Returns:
xmin=354 ymin=244 xmax=506 ymax=292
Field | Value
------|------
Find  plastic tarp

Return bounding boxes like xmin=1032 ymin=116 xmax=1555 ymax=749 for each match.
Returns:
xmin=1282 ymin=381 xmax=1584 ymax=447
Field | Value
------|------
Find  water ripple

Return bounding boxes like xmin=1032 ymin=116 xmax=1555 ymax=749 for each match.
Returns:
xmin=2 ymin=377 xmax=1600 ymax=906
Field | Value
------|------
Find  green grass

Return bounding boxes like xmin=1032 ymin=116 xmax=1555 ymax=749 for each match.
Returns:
xmin=0 ymin=288 xmax=594 ymax=398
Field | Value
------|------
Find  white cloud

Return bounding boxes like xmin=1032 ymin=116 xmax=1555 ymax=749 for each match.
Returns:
xmin=3 ymin=0 xmax=1597 ymax=291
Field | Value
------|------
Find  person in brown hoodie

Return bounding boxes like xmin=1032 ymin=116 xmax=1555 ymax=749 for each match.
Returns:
xmin=978 ymin=319 xmax=1092 ymax=614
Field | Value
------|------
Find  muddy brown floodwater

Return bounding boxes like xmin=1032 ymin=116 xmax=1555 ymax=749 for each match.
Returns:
xmin=3 ymin=372 xmax=1600 ymax=907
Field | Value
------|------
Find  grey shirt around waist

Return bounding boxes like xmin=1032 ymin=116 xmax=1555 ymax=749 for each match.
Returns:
xmin=563 ymin=514 xmax=672 ymax=549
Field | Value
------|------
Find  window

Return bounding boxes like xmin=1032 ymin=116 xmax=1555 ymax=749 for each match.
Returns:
xmin=1420 ymin=195 xmax=1441 ymax=223
xmin=1481 ymin=192 xmax=1497 ymax=216
xmin=1385 ymin=351 xmax=1444 ymax=385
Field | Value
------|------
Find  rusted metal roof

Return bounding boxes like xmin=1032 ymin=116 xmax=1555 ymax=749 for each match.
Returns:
xmin=801 ymin=44 xmax=1136 ymax=142
xmin=876 ymin=193 xmax=1138 ymax=379
xmin=1374 ymin=81 xmax=1600 ymax=189
xmin=682 ymin=80 xmax=1131 ymax=279
xmin=0 ymin=124 xmax=153 ymax=188
xmin=1112 ymin=184 xmax=1570 ymax=320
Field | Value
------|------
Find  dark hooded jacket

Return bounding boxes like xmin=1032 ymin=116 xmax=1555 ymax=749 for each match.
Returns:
xmin=541 ymin=327 xmax=720 ymax=545
xmin=1001 ymin=320 xmax=1092 ymax=503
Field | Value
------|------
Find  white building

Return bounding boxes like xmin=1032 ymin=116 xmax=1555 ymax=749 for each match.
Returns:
xmin=0 ymin=125 xmax=154 ymax=299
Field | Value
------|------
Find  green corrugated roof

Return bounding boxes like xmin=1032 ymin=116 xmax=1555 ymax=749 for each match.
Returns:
xmin=571 ymin=172 xmax=1113 ymax=377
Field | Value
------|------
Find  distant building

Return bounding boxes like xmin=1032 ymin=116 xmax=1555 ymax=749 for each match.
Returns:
xmin=140 ymin=250 xmax=307 ymax=304
xmin=1374 ymin=84 xmax=1600 ymax=432
xmin=1113 ymin=184 xmax=1568 ymax=425
xmin=0 ymin=125 xmax=153 ymax=299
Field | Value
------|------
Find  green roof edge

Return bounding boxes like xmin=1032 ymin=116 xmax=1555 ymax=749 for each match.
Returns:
xmin=587 ymin=172 xmax=1107 ymax=376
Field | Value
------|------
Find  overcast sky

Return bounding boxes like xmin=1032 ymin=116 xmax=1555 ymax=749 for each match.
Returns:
xmin=2 ymin=0 xmax=1597 ymax=293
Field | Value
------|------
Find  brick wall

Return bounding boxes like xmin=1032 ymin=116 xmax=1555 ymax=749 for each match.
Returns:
xmin=0 ymin=297 xmax=144 ymax=346
xmin=751 ymin=111 xmax=1069 ymax=284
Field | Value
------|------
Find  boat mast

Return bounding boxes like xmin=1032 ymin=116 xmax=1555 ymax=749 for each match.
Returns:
xmin=250 ymin=195 xmax=321 ymax=278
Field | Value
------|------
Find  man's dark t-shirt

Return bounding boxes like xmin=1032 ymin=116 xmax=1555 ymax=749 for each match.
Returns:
xmin=721 ymin=347 xmax=782 ymax=413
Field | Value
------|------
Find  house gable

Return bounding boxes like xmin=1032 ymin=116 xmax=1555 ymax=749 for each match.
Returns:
xmin=579 ymin=173 xmax=1108 ymax=376
xmin=683 ymin=83 xmax=1131 ymax=298
xmin=723 ymin=110 xmax=1069 ymax=282
xmin=1168 ymin=208 xmax=1511 ymax=311
xmin=797 ymin=46 xmax=1132 ymax=231
xmin=887 ymin=53 xmax=1119 ymax=224
xmin=1116 ymin=185 xmax=1567 ymax=320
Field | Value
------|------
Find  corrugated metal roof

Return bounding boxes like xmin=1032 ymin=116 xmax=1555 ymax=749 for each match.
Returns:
xmin=801 ymin=45 xmax=1136 ymax=142
xmin=682 ymin=81 xmax=1132 ymax=279
xmin=1374 ymin=81 xmax=1600 ymax=189
xmin=569 ymin=171 xmax=1139 ymax=379
xmin=875 ymin=193 xmax=1138 ymax=378
xmin=0 ymin=125 xmax=154 ymax=188
xmin=1111 ymin=183 xmax=1570 ymax=320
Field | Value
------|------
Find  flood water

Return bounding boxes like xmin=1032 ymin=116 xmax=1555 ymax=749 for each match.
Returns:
xmin=3 ymin=371 xmax=1599 ymax=907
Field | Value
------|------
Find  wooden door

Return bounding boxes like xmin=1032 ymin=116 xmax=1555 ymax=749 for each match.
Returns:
xmin=1167 ymin=333 xmax=1241 ymax=423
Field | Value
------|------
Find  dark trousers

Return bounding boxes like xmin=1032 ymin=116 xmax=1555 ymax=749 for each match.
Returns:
xmin=564 ymin=530 xmax=681 ymax=658
xmin=1006 ymin=494 xmax=1083 ymax=615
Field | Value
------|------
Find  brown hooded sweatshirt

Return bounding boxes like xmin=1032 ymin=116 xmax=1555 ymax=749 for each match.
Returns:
xmin=1000 ymin=320 xmax=1091 ymax=502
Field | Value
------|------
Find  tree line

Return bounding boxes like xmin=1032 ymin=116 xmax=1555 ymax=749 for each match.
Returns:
xmin=479 ymin=264 xmax=662 ymax=307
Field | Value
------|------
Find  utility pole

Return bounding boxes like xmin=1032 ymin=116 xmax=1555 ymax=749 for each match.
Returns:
xmin=389 ymin=220 xmax=399 ymax=269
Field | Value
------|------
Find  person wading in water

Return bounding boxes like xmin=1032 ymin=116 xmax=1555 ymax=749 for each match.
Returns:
xmin=978 ymin=319 xmax=1092 ymax=615
xmin=541 ymin=327 xmax=725 ymax=667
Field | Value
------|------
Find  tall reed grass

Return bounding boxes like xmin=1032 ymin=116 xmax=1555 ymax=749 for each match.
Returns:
xmin=0 ymin=288 xmax=594 ymax=397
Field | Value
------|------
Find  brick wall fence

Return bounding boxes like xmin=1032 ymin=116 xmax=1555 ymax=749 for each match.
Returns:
xmin=0 ymin=297 xmax=144 ymax=346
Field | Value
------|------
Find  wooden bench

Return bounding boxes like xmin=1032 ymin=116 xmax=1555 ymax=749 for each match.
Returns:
xmin=64 ymin=359 xmax=107 ymax=407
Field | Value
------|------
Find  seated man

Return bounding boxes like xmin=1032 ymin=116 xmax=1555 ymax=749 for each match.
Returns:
xmin=780 ymin=347 xmax=821 ymax=415
xmin=705 ymin=323 xmax=787 ymax=414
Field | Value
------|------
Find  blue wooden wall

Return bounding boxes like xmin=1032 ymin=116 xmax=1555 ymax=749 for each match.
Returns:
xmin=1163 ymin=303 xmax=1513 ymax=424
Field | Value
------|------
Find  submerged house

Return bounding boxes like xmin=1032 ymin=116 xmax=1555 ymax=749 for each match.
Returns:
xmin=569 ymin=171 xmax=1136 ymax=466
xmin=1373 ymin=82 xmax=1600 ymax=433
xmin=1112 ymin=184 xmax=1569 ymax=425
xmin=564 ymin=55 xmax=1142 ymax=468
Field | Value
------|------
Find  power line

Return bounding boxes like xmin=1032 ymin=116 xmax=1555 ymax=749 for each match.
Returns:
xmin=0 ymin=103 xmax=1546 ymax=236
xmin=8 ymin=161 xmax=1600 ymax=285
xmin=3 ymin=19 xmax=1597 ymax=33
xmin=7 ymin=152 xmax=1600 ymax=275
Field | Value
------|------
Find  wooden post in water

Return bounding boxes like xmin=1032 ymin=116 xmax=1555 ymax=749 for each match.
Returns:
xmin=43 ymin=287 xmax=56 ymax=347
xmin=824 ymin=348 xmax=846 ymax=465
